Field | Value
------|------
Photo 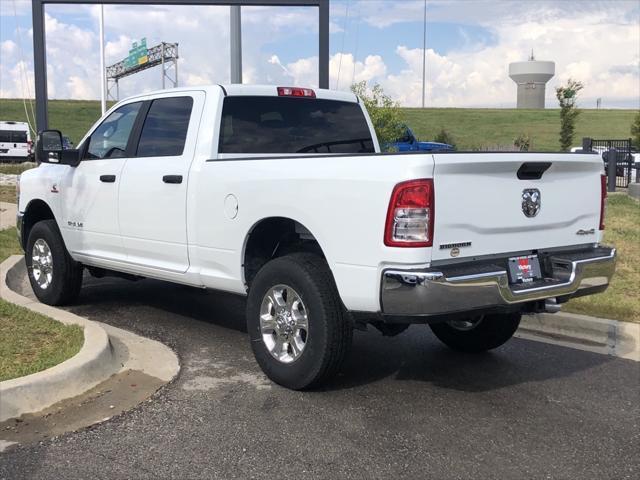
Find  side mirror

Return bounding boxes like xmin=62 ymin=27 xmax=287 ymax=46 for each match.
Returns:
xmin=36 ymin=130 xmax=81 ymax=167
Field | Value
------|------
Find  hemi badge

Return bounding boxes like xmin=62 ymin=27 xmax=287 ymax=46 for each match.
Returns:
xmin=439 ymin=241 xmax=472 ymax=250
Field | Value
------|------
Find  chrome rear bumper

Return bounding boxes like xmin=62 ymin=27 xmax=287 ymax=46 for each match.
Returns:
xmin=381 ymin=246 xmax=616 ymax=316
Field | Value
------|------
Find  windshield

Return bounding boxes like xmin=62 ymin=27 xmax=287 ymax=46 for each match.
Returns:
xmin=218 ymin=96 xmax=374 ymax=154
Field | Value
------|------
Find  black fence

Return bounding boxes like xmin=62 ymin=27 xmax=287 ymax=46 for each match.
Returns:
xmin=582 ymin=137 xmax=637 ymax=189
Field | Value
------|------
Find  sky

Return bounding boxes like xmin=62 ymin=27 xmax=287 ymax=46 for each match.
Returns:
xmin=0 ymin=0 xmax=639 ymax=108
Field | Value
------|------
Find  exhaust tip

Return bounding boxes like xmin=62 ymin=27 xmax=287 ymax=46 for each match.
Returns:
xmin=544 ymin=297 xmax=562 ymax=314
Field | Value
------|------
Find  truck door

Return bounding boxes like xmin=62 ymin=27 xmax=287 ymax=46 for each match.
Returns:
xmin=59 ymin=101 xmax=144 ymax=262
xmin=118 ymin=91 xmax=204 ymax=273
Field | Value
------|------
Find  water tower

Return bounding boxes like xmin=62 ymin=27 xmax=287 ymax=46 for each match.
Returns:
xmin=509 ymin=52 xmax=555 ymax=109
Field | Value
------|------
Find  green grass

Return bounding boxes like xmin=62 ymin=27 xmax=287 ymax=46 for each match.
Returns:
xmin=565 ymin=194 xmax=640 ymax=322
xmin=0 ymin=99 xmax=115 ymax=145
xmin=0 ymin=228 xmax=84 ymax=382
xmin=1 ymin=98 xmax=636 ymax=151
xmin=0 ymin=162 xmax=38 ymax=175
xmin=400 ymin=107 xmax=638 ymax=151
xmin=0 ymin=227 xmax=22 ymax=260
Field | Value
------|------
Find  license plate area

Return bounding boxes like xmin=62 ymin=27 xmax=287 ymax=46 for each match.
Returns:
xmin=508 ymin=254 xmax=542 ymax=284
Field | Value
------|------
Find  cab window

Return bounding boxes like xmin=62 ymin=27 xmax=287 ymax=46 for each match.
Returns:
xmin=136 ymin=97 xmax=193 ymax=157
xmin=86 ymin=102 xmax=142 ymax=159
xmin=219 ymin=97 xmax=374 ymax=154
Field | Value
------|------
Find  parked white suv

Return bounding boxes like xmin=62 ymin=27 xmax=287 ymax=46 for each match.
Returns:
xmin=0 ymin=121 xmax=33 ymax=162
xmin=17 ymin=85 xmax=616 ymax=389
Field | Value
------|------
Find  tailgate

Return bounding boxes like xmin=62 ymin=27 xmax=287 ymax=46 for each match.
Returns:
xmin=431 ymin=153 xmax=603 ymax=261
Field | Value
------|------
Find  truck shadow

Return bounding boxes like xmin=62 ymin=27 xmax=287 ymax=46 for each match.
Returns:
xmin=324 ymin=330 xmax=613 ymax=393
xmin=61 ymin=275 xmax=613 ymax=394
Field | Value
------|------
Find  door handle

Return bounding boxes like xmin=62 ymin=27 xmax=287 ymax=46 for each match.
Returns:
xmin=163 ymin=175 xmax=183 ymax=184
xmin=100 ymin=175 xmax=116 ymax=183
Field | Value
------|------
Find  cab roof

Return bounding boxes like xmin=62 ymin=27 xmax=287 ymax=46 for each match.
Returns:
xmin=126 ymin=84 xmax=359 ymax=104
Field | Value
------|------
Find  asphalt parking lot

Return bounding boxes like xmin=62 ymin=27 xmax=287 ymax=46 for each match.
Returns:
xmin=1 ymin=275 xmax=639 ymax=479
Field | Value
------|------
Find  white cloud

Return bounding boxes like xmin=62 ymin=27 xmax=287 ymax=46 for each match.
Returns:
xmin=349 ymin=6 xmax=640 ymax=108
xmin=0 ymin=1 xmax=637 ymax=109
xmin=1 ymin=40 xmax=17 ymax=58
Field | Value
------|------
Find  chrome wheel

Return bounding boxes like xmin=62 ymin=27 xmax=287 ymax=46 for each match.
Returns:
xmin=31 ymin=238 xmax=53 ymax=290
xmin=447 ymin=316 xmax=483 ymax=331
xmin=259 ymin=284 xmax=309 ymax=364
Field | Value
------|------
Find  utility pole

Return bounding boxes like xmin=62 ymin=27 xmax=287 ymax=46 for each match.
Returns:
xmin=230 ymin=5 xmax=242 ymax=83
xmin=421 ymin=0 xmax=427 ymax=108
xmin=99 ymin=4 xmax=106 ymax=115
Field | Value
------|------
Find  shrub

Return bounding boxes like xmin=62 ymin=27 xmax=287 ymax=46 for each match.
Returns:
xmin=434 ymin=127 xmax=456 ymax=149
xmin=631 ymin=112 xmax=640 ymax=150
xmin=514 ymin=133 xmax=532 ymax=152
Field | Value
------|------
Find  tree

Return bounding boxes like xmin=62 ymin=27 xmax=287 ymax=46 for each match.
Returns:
xmin=555 ymin=79 xmax=584 ymax=151
xmin=350 ymin=81 xmax=404 ymax=150
xmin=631 ymin=111 xmax=640 ymax=150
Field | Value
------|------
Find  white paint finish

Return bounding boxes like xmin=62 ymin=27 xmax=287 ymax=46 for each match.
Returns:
xmin=59 ymin=158 xmax=127 ymax=261
xmin=430 ymin=153 xmax=604 ymax=261
xmin=17 ymin=84 xmax=608 ymax=315
xmin=118 ymin=91 xmax=205 ymax=273
xmin=224 ymin=194 xmax=238 ymax=219
xmin=190 ymin=154 xmax=435 ymax=307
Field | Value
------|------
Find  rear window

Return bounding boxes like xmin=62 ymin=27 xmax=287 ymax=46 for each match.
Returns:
xmin=0 ymin=130 xmax=28 ymax=143
xmin=218 ymin=96 xmax=374 ymax=154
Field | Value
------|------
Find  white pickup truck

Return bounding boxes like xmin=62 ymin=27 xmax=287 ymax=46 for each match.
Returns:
xmin=18 ymin=85 xmax=616 ymax=389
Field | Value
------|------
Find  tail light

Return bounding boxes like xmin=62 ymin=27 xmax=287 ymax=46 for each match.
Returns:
xmin=27 ymin=140 xmax=33 ymax=154
xmin=384 ymin=179 xmax=434 ymax=247
xmin=277 ymin=87 xmax=315 ymax=98
xmin=599 ymin=174 xmax=607 ymax=230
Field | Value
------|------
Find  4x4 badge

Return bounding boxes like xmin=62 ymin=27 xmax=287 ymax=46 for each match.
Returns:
xmin=521 ymin=188 xmax=541 ymax=217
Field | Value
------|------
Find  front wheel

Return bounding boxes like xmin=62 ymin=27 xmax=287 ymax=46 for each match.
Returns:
xmin=429 ymin=312 xmax=521 ymax=353
xmin=25 ymin=219 xmax=83 ymax=305
xmin=246 ymin=253 xmax=352 ymax=390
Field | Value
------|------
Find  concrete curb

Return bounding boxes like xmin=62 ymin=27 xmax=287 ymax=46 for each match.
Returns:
xmin=517 ymin=312 xmax=640 ymax=361
xmin=0 ymin=255 xmax=119 ymax=422
xmin=0 ymin=255 xmax=180 ymax=422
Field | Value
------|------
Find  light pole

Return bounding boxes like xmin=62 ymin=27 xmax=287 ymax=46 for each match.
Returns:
xmin=230 ymin=5 xmax=242 ymax=83
xmin=421 ymin=0 xmax=427 ymax=109
xmin=99 ymin=4 xmax=106 ymax=115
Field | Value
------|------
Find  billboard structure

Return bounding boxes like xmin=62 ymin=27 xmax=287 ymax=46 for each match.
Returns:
xmin=31 ymin=0 xmax=330 ymax=131
xmin=106 ymin=38 xmax=179 ymax=100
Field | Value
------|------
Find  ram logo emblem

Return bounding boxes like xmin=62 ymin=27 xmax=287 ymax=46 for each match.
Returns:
xmin=521 ymin=188 xmax=541 ymax=218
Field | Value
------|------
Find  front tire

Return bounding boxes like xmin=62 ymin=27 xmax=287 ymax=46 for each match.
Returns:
xmin=429 ymin=312 xmax=521 ymax=353
xmin=246 ymin=253 xmax=352 ymax=390
xmin=25 ymin=219 xmax=83 ymax=305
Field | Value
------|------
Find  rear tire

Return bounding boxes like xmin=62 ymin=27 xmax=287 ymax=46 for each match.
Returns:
xmin=429 ymin=312 xmax=521 ymax=353
xmin=246 ymin=253 xmax=352 ymax=390
xmin=25 ymin=219 xmax=83 ymax=305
